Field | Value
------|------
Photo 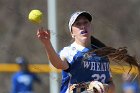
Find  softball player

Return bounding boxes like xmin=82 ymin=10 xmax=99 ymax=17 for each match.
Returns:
xmin=37 ymin=11 xmax=115 ymax=93
xmin=11 ymin=57 xmax=41 ymax=93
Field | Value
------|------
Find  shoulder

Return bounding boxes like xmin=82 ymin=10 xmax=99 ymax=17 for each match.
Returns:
xmin=30 ymin=72 xmax=38 ymax=77
xmin=59 ymin=44 xmax=74 ymax=57
xmin=26 ymin=72 xmax=36 ymax=76
xmin=13 ymin=71 xmax=21 ymax=76
xmin=59 ymin=43 xmax=79 ymax=62
xmin=12 ymin=71 xmax=21 ymax=80
xmin=60 ymin=46 xmax=71 ymax=53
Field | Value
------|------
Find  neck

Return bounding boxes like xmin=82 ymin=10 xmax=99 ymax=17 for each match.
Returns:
xmin=75 ymin=38 xmax=91 ymax=48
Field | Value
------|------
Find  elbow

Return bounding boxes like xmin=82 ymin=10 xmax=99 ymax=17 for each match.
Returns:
xmin=54 ymin=66 xmax=62 ymax=69
xmin=55 ymin=65 xmax=68 ymax=70
xmin=52 ymin=64 xmax=69 ymax=70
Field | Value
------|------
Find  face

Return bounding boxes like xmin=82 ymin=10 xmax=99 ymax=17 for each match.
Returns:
xmin=19 ymin=63 xmax=29 ymax=71
xmin=71 ymin=16 xmax=92 ymax=44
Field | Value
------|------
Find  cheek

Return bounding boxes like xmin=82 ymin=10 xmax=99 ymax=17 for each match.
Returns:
xmin=87 ymin=26 xmax=93 ymax=33
xmin=72 ymin=27 xmax=80 ymax=34
xmin=72 ymin=26 xmax=79 ymax=31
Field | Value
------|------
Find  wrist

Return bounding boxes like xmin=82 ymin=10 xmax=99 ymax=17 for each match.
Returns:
xmin=43 ymin=41 xmax=51 ymax=47
xmin=103 ymin=84 xmax=109 ymax=93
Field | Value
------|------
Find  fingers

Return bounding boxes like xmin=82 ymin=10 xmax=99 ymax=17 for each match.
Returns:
xmin=36 ymin=27 xmax=50 ymax=40
xmin=47 ymin=29 xmax=50 ymax=35
xmin=37 ymin=27 xmax=49 ymax=32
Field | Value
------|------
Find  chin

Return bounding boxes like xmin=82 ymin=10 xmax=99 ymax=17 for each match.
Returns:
xmin=81 ymin=37 xmax=89 ymax=43
xmin=82 ymin=35 xmax=90 ymax=40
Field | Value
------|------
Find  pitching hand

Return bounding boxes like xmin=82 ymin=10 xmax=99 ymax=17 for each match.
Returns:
xmin=37 ymin=27 xmax=51 ymax=45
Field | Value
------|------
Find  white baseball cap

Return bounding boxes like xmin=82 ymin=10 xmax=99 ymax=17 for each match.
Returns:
xmin=68 ymin=11 xmax=92 ymax=32
xmin=16 ymin=57 xmax=27 ymax=64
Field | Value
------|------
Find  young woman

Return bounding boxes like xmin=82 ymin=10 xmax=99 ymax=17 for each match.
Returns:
xmin=36 ymin=11 xmax=116 ymax=93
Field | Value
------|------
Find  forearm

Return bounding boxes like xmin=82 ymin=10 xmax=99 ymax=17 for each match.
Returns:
xmin=107 ymin=82 xmax=115 ymax=93
xmin=44 ymin=41 xmax=68 ymax=70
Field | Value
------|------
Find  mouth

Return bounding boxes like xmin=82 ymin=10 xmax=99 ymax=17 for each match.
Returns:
xmin=80 ymin=30 xmax=88 ymax=35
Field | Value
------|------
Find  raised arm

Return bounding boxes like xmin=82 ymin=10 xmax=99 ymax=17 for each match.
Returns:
xmin=36 ymin=27 xmax=69 ymax=70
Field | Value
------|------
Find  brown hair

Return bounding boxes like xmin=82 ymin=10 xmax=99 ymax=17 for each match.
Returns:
xmin=90 ymin=37 xmax=140 ymax=80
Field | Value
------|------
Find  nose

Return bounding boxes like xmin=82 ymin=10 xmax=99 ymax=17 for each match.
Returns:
xmin=80 ymin=24 xmax=86 ymax=30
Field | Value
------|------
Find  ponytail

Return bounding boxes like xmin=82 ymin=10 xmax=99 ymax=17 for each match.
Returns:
xmin=90 ymin=36 xmax=140 ymax=80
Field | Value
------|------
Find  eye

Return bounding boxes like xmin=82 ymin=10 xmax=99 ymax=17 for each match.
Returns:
xmin=75 ymin=21 xmax=89 ymax=26
xmin=75 ymin=22 xmax=81 ymax=26
xmin=84 ymin=20 xmax=89 ymax=24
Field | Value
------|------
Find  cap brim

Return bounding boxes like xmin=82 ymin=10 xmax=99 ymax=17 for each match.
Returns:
xmin=69 ymin=11 xmax=92 ymax=32
xmin=77 ymin=12 xmax=92 ymax=22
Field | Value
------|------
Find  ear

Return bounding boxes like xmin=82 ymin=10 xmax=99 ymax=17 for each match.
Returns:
xmin=71 ymin=33 xmax=75 ymax=38
xmin=72 ymin=35 xmax=75 ymax=38
xmin=71 ymin=32 xmax=75 ymax=38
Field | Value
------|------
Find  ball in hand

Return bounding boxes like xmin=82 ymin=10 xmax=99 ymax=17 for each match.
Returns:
xmin=28 ymin=9 xmax=43 ymax=24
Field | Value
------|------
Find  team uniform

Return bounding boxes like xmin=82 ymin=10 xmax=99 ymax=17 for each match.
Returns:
xmin=122 ymin=80 xmax=140 ymax=93
xmin=59 ymin=42 xmax=112 ymax=93
xmin=11 ymin=71 xmax=40 ymax=93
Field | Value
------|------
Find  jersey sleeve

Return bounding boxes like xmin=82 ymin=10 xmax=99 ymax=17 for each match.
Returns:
xmin=11 ymin=74 xmax=18 ymax=93
xmin=59 ymin=47 xmax=72 ymax=72
xmin=32 ymin=73 xmax=41 ymax=83
xmin=59 ymin=47 xmax=69 ymax=60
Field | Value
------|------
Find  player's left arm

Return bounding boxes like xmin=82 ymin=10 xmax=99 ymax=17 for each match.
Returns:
xmin=11 ymin=75 xmax=18 ymax=93
xmin=105 ymin=78 xmax=115 ymax=93
xmin=32 ymin=73 xmax=42 ymax=84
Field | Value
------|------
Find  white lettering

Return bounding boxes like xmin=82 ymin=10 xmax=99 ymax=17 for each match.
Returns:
xmin=83 ymin=61 xmax=110 ymax=72
xmin=103 ymin=63 xmax=107 ymax=71
xmin=101 ymin=63 xmax=104 ymax=71
xmin=83 ymin=61 xmax=90 ymax=68
xmin=90 ymin=62 xmax=96 ymax=71
xmin=96 ymin=62 xmax=100 ymax=71
xmin=106 ymin=63 xmax=109 ymax=71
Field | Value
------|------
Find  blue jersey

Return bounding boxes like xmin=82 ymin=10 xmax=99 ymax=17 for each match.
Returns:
xmin=11 ymin=71 xmax=40 ymax=93
xmin=59 ymin=42 xmax=112 ymax=93
xmin=122 ymin=80 xmax=140 ymax=93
